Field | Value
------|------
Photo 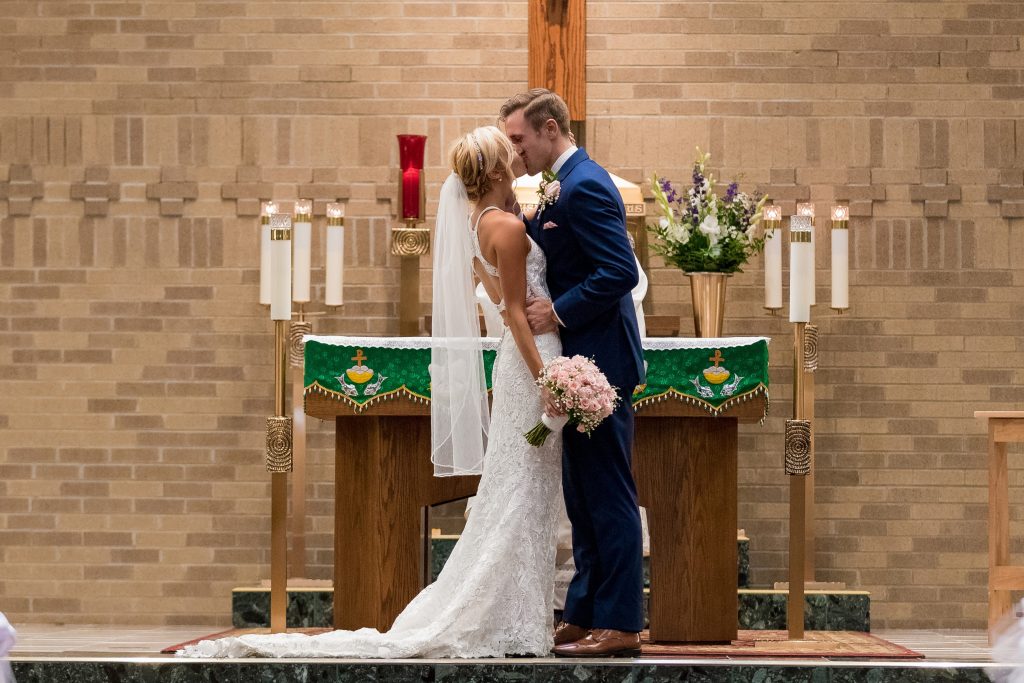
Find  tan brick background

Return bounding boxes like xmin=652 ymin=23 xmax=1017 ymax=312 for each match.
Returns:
xmin=1 ymin=0 xmax=1023 ymax=628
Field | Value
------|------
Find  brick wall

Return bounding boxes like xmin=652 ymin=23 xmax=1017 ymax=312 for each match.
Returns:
xmin=1 ymin=0 xmax=1022 ymax=628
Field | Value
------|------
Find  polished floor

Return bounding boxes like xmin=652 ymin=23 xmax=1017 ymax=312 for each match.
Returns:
xmin=4 ymin=623 xmax=1013 ymax=664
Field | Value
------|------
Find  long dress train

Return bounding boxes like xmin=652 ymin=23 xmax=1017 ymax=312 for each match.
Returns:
xmin=182 ymin=232 xmax=562 ymax=659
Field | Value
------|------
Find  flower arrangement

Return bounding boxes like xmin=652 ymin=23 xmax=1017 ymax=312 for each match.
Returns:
xmin=536 ymin=169 xmax=560 ymax=215
xmin=524 ymin=355 xmax=619 ymax=447
xmin=648 ymin=149 xmax=768 ymax=274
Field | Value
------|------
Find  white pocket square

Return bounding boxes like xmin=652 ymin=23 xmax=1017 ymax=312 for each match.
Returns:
xmin=543 ymin=221 xmax=558 ymax=230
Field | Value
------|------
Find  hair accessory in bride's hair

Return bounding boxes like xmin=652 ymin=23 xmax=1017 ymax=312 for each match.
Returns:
xmin=469 ymin=134 xmax=485 ymax=174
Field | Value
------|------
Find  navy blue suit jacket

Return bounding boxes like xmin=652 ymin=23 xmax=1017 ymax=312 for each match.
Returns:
xmin=528 ymin=149 xmax=646 ymax=393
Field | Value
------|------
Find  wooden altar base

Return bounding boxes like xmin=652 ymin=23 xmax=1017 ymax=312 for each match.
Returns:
xmin=8 ymin=624 xmax=1017 ymax=683
xmin=308 ymin=389 xmax=769 ymax=643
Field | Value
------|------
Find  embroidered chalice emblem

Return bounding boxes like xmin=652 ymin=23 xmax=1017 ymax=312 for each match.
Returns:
xmin=701 ymin=349 xmax=731 ymax=385
xmin=345 ymin=349 xmax=375 ymax=384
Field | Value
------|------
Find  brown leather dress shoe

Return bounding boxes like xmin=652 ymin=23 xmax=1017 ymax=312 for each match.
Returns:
xmin=551 ymin=628 xmax=641 ymax=658
xmin=553 ymin=621 xmax=589 ymax=646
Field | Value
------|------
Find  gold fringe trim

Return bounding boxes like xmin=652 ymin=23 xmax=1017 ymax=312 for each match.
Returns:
xmin=304 ymin=380 xmax=769 ymax=423
xmin=632 ymin=384 xmax=770 ymax=423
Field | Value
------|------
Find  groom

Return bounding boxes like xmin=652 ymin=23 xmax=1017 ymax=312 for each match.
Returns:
xmin=499 ymin=89 xmax=646 ymax=658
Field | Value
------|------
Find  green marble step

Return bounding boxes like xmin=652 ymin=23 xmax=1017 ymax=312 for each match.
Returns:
xmin=10 ymin=658 xmax=1000 ymax=682
xmin=431 ymin=535 xmax=751 ymax=588
xmin=232 ymin=586 xmax=870 ymax=631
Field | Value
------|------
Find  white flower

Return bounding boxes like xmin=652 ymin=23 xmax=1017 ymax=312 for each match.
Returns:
xmin=659 ymin=216 xmax=670 ymax=229
xmin=544 ymin=180 xmax=561 ymax=201
xmin=699 ymin=214 xmax=721 ymax=240
xmin=537 ymin=178 xmax=560 ymax=215
xmin=667 ymin=222 xmax=690 ymax=245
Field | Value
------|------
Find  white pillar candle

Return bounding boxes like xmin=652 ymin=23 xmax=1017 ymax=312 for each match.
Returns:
xmin=292 ymin=199 xmax=312 ymax=303
xmin=789 ymin=215 xmax=813 ymax=323
xmin=797 ymin=203 xmax=816 ymax=307
xmin=325 ymin=202 xmax=345 ymax=306
xmin=831 ymin=205 xmax=850 ymax=310
xmin=270 ymin=214 xmax=292 ymax=321
xmin=259 ymin=201 xmax=278 ymax=306
xmin=763 ymin=205 xmax=783 ymax=310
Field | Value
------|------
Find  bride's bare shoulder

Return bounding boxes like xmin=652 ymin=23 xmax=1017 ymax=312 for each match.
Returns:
xmin=479 ymin=208 xmax=524 ymax=229
xmin=479 ymin=209 xmax=525 ymax=233
xmin=478 ymin=210 xmax=526 ymax=248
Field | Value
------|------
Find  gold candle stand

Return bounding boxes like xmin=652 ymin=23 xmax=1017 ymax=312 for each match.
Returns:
xmin=392 ymin=219 xmax=430 ymax=336
xmin=289 ymin=306 xmax=315 ymax=579
xmin=785 ymin=322 xmax=811 ymax=640
xmin=267 ymin=318 xmax=292 ymax=633
xmin=802 ymin=325 xmax=818 ymax=583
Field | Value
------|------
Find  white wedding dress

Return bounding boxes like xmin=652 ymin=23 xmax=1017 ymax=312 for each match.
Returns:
xmin=181 ymin=210 xmax=564 ymax=659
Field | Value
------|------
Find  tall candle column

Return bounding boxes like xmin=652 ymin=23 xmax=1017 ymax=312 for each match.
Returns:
xmin=267 ymin=213 xmax=292 ymax=634
xmin=325 ymin=203 xmax=345 ymax=307
xmin=292 ymin=199 xmax=312 ymax=305
xmin=831 ymin=205 xmax=850 ymax=312
xmin=259 ymin=201 xmax=278 ymax=306
xmin=763 ymin=205 xmax=783 ymax=313
xmin=797 ymin=203 xmax=816 ymax=307
xmin=786 ymin=214 xmax=813 ymax=641
xmin=288 ymin=199 xmax=312 ymax=579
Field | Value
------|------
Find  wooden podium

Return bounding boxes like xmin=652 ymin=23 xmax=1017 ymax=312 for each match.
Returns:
xmin=632 ymin=398 xmax=766 ymax=643
xmin=306 ymin=387 xmax=767 ymax=643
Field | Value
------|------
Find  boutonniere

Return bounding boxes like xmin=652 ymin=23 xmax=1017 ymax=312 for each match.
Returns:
xmin=537 ymin=170 xmax=560 ymax=215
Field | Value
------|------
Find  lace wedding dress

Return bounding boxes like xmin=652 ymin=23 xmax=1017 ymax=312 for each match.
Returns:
xmin=181 ymin=212 xmax=563 ymax=659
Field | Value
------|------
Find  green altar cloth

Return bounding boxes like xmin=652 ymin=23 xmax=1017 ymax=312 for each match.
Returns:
xmin=304 ymin=336 xmax=769 ymax=418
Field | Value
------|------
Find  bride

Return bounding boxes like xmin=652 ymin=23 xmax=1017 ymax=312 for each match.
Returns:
xmin=181 ymin=126 xmax=564 ymax=658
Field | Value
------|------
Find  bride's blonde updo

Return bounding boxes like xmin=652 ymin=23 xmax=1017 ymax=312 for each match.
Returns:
xmin=449 ymin=126 xmax=515 ymax=203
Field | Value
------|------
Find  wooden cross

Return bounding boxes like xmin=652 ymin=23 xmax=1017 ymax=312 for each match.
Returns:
xmin=708 ymin=350 xmax=725 ymax=367
xmin=528 ymin=0 xmax=587 ymax=146
xmin=351 ymin=349 xmax=367 ymax=365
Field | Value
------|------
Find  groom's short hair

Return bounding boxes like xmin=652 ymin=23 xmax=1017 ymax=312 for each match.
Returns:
xmin=499 ymin=89 xmax=571 ymax=136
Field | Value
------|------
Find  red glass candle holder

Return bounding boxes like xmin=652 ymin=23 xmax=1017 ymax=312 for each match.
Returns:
xmin=397 ymin=134 xmax=427 ymax=222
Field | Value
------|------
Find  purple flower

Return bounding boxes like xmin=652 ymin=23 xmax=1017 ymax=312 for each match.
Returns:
xmin=725 ymin=182 xmax=738 ymax=201
xmin=659 ymin=177 xmax=679 ymax=205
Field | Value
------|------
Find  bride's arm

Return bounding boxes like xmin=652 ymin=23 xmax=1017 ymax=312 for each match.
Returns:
xmin=487 ymin=215 xmax=545 ymax=380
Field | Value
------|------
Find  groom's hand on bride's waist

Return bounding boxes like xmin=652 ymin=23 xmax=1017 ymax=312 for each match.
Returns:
xmin=526 ymin=297 xmax=561 ymax=335
xmin=541 ymin=386 xmax=564 ymax=417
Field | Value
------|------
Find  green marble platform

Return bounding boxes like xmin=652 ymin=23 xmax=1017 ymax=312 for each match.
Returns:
xmin=431 ymin=536 xmax=751 ymax=590
xmin=236 ymin=535 xmax=870 ymax=631
xmin=232 ymin=586 xmax=869 ymax=632
xmin=8 ymin=658 xmax=1002 ymax=682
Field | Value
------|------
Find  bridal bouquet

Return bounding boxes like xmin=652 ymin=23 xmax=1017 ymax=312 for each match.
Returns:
xmin=525 ymin=355 xmax=619 ymax=447
xmin=648 ymin=148 xmax=768 ymax=273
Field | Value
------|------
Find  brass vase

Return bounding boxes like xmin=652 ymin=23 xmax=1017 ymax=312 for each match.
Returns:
xmin=686 ymin=272 xmax=730 ymax=337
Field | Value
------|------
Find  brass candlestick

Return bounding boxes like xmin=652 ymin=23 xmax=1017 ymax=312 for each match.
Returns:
xmin=392 ymin=219 xmax=430 ymax=336
xmin=266 ymin=218 xmax=294 ymax=634
xmin=289 ymin=306 xmax=313 ymax=579
xmin=802 ymin=325 xmax=818 ymax=581
xmin=269 ymin=322 xmax=290 ymax=633
xmin=785 ymin=322 xmax=811 ymax=640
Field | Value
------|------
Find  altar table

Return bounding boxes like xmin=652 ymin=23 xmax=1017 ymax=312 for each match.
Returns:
xmin=304 ymin=335 xmax=770 ymax=643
